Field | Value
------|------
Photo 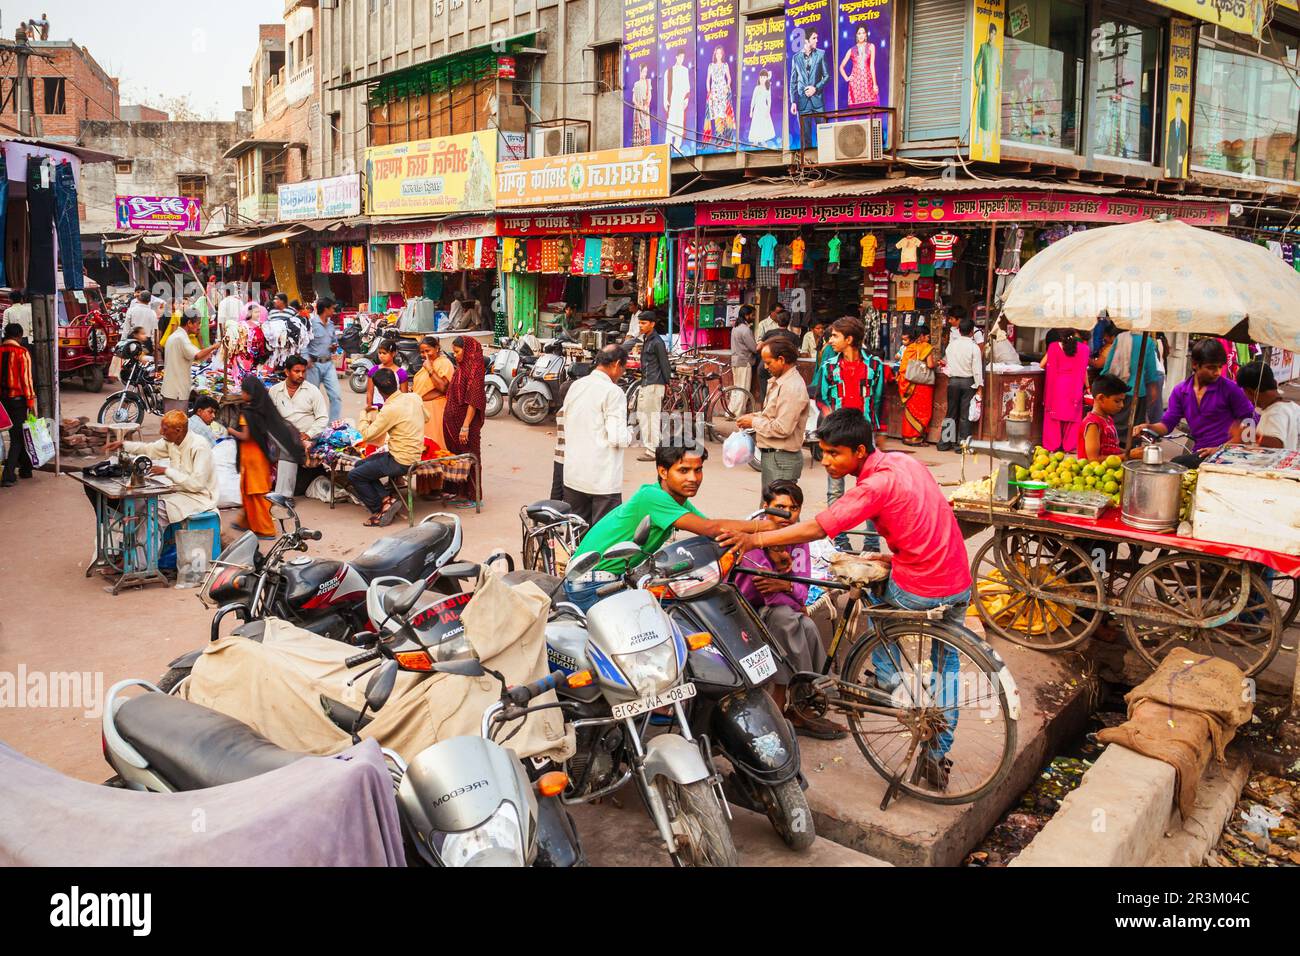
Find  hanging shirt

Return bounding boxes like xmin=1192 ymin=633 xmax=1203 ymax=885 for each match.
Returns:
xmin=583 ymin=238 xmax=603 ymax=275
xmin=896 ymin=235 xmax=922 ymax=269
xmin=730 ymin=234 xmax=747 ymax=265
xmin=703 ymin=242 xmax=721 ymax=280
xmin=827 ymin=236 xmax=843 ymax=264
xmin=790 ymin=237 xmax=806 ymax=270
xmin=931 ymin=232 xmax=959 ymax=261
xmin=757 ymin=233 xmax=779 ymax=268
xmin=860 ymin=234 xmax=878 ymax=267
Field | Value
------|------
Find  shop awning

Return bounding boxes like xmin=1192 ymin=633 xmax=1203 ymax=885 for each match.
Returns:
xmin=329 ymin=31 xmax=542 ymax=94
xmin=222 ymin=138 xmax=292 ymax=161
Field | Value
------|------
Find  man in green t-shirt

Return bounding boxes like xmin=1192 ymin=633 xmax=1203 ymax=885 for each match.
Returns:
xmin=566 ymin=444 xmax=764 ymax=610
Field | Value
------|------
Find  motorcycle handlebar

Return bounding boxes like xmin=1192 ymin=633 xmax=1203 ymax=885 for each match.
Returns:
xmin=505 ymin=670 xmax=586 ymax=706
xmin=345 ymin=648 xmax=382 ymax=668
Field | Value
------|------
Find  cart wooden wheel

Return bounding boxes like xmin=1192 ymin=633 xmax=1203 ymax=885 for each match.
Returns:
xmin=1265 ymin=571 xmax=1300 ymax=629
xmin=1121 ymin=555 xmax=1282 ymax=678
xmin=971 ymin=530 xmax=1104 ymax=650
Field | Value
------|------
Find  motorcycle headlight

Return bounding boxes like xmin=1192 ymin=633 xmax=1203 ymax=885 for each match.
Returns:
xmin=613 ymin=641 xmax=679 ymax=696
xmin=430 ymin=801 xmax=525 ymax=867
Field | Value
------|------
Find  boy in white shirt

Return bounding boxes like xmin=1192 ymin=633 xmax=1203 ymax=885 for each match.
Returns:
xmin=1236 ymin=362 xmax=1300 ymax=450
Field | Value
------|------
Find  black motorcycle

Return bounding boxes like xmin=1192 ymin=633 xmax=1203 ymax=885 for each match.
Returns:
xmin=652 ymin=534 xmax=814 ymax=851
xmin=97 ymin=339 xmax=176 ymax=425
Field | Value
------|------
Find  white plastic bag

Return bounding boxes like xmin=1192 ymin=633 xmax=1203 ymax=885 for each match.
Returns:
xmin=968 ymin=395 xmax=982 ymax=423
xmin=212 ymin=438 xmax=242 ymax=508
xmin=722 ymin=430 xmax=756 ymax=469
xmin=23 ymin=415 xmax=54 ymax=468
xmin=174 ymin=527 xmax=214 ymax=589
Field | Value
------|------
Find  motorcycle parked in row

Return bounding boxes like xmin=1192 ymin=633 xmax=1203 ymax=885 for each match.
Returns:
xmin=485 ymin=337 xmax=537 ymax=419
xmin=541 ymin=523 xmax=740 ymax=866
xmin=102 ymin=656 xmax=587 ymax=867
xmin=511 ymin=334 xmax=593 ymax=425
xmin=97 ymin=338 xmax=176 ymax=425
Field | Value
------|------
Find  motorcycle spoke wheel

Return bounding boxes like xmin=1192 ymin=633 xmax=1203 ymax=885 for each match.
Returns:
xmin=704 ymin=387 xmax=755 ymax=443
xmin=1121 ymin=557 xmax=1282 ymax=678
xmin=98 ymin=392 xmax=145 ymax=425
xmin=840 ymin=623 xmax=1016 ymax=805
xmin=657 ymin=778 xmax=738 ymax=867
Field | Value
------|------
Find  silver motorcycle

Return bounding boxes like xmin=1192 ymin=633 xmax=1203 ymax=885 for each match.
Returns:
xmin=544 ymin=526 xmax=740 ymax=866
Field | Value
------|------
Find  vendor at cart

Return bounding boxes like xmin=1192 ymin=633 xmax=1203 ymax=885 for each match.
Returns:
xmin=1130 ymin=339 xmax=1256 ymax=468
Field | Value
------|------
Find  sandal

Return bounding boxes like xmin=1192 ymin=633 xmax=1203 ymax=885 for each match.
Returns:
xmin=363 ymin=514 xmax=384 ymax=527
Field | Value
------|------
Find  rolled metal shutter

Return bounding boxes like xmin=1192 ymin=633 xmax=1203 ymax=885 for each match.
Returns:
xmin=904 ymin=0 xmax=972 ymax=144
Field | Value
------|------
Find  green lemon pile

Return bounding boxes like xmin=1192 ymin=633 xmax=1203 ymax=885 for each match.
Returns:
xmin=1015 ymin=448 xmax=1126 ymax=507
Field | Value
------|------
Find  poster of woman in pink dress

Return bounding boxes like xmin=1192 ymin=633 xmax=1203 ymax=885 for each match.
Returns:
xmin=838 ymin=25 xmax=879 ymax=106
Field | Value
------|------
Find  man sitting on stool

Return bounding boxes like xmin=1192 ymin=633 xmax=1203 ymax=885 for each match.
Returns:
xmin=350 ymin=367 xmax=428 ymax=526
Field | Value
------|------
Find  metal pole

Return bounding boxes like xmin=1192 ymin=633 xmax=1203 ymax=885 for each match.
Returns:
xmin=1122 ymin=331 xmax=1151 ymax=455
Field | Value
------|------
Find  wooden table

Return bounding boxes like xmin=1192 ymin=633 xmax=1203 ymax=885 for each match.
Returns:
xmin=67 ymin=471 xmax=173 ymax=594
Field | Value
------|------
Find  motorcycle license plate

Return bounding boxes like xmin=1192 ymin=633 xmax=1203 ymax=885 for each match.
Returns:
xmin=611 ymin=682 xmax=697 ymax=721
xmin=739 ymin=645 xmax=777 ymax=684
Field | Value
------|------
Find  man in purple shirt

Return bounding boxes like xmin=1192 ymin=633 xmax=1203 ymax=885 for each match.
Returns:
xmin=1135 ymin=338 xmax=1255 ymax=465
xmin=734 ymin=479 xmax=844 ymax=740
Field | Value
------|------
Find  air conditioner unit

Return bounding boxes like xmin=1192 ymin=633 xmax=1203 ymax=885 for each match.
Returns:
xmin=816 ymin=119 xmax=885 ymax=164
xmin=530 ymin=124 xmax=589 ymax=159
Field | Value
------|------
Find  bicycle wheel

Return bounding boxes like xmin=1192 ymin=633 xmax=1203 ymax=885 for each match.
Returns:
xmin=840 ymin=621 xmax=1018 ymax=805
xmin=704 ymin=386 xmax=755 ymax=442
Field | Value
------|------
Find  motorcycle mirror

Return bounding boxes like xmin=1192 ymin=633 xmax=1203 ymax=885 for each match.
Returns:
xmin=384 ymin=579 xmax=427 ymax=617
xmin=267 ymin=493 xmax=299 ymax=527
xmin=632 ymin=515 xmax=653 ymax=547
xmin=364 ymin=660 xmax=400 ymax=714
xmin=432 ymin=658 xmax=486 ymax=678
xmin=564 ymin=551 xmax=601 ymax=582
xmin=603 ymin=541 xmax=643 ymax=565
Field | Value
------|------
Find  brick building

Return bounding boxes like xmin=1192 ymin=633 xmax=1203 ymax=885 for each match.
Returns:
xmin=1 ymin=39 xmax=120 ymax=142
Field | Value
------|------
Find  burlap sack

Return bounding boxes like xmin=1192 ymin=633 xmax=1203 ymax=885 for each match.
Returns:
xmin=182 ymin=568 xmax=574 ymax=763
xmin=1096 ymin=650 xmax=1252 ymax=818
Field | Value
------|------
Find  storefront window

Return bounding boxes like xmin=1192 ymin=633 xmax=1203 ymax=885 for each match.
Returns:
xmin=1192 ymin=26 xmax=1300 ymax=181
xmin=1002 ymin=0 xmax=1086 ymax=151
xmin=1090 ymin=17 xmax=1161 ymax=163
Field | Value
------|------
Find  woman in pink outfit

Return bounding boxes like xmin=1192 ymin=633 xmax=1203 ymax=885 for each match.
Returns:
xmin=1041 ymin=329 xmax=1091 ymax=453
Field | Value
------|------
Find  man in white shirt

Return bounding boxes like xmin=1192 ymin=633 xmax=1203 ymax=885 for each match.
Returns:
xmin=105 ymin=411 xmax=218 ymax=528
xmin=1237 ymin=362 xmax=1300 ymax=450
xmin=218 ymin=288 xmax=244 ymax=326
xmin=3 ymin=293 xmax=32 ymax=342
xmin=268 ymin=354 xmax=329 ymax=498
xmin=125 ymin=292 xmax=160 ymax=347
xmin=561 ymin=344 xmax=635 ymax=527
xmin=936 ymin=318 xmax=984 ymax=452
xmin=161 ymin=311 xmax=219 ymax=413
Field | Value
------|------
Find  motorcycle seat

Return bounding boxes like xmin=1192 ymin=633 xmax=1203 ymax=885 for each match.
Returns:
xmin=525 ymin=500 xmax=572 ymax=523
xmin=352 ymin=521 xmax=456 ymax=579
xmin=114 ymin=693 xmax=305 ymax=791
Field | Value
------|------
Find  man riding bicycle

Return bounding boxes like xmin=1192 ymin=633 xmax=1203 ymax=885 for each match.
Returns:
xmin=717 ymin=407 xmax=973 ymax=789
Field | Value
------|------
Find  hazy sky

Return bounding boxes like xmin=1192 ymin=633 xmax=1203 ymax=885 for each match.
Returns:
xmin=5 ymin=1 xmax=272 ymax=118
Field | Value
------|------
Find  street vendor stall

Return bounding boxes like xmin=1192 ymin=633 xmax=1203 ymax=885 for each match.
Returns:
xmin=963 ymin=217 xmax=1300 ymax=686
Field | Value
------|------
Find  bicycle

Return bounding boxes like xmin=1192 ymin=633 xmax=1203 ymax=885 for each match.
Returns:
xmin=663 ymin=357 xmax=755 ymax=443
xmin=734 ymin=559 xmax=1020 ymax=809
xmin=519 ymin=501 xmax=589 ymax=576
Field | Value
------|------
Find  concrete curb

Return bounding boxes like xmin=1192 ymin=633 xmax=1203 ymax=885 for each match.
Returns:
xmin=1010 ymin=744 xmax=1250 ymax=867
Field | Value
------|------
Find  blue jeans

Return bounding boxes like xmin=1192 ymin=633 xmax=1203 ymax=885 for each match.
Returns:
xmin=827 ymin=473 xmax=881 ymax=552
xmin=561 ymin=572 xmax=619 ymax=613
xmin=53 ymin=161 xmax=84 ymax=291
xmin=307 ymin=359 xmax=343 ymax=421
xmin=870 ymin=579 xmax=972 ymax=758
xmin=348 ymin=451 xmax=406 ymax=514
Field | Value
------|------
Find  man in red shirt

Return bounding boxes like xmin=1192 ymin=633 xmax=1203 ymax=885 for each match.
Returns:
xmin=1 ymin=322 xmax=37 ymax=486
xmin=718 ymin=407 xmax=974 ymax=788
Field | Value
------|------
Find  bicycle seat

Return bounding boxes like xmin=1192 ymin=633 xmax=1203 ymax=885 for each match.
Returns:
xmin=525 ymin=499 xmax=572 ymax=523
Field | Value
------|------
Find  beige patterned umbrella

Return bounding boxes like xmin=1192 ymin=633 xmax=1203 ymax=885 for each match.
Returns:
xmin=1001 ymin=219 xmax=1300 ymax=350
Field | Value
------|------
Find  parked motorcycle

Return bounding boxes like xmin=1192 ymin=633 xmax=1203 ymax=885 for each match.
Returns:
xmin=196 ymin=496 xmax=465 ymax=646
xmin=651 ymin=532 xmax=813 ymax=850
xmin=102 ymin=658 xmax=588 ymax=867
xmin=97 ymin=339 xmax=173 ymax=425
xmin=541 ymin=525 xmax=740 ymax=866
xmin=349 ymin=334 xmax=421 ymax=394
xmin=485 ymin=338 xmax=535 ymax=419
xmin=511 ymin=336 xmax=593 ymax=425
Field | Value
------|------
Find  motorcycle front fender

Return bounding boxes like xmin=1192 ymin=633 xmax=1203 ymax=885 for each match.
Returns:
xmin=484 ymin=374 xmax=508 ymax=393
xmin=642 ymin=733 xmax=710 ymax=786
xmin=532 ymin=795 xmax=587 ymax=867
xmin=711 ymin=686 xmax=800 ymax=784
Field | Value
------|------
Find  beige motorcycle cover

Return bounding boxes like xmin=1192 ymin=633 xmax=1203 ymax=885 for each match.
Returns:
xmin=182 ymin=569 xmax=574 ymax=763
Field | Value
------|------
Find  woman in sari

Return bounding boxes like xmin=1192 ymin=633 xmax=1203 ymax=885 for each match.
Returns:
xmin=228 ymin=376 xmax=304 ymax=538
xmin=443 ymin=336 xmax=486 ymax=502
xmin=898 ymin=326 xmax=937 ymax=446
xmin=413 ymin=336 xmax=454 ymax=448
